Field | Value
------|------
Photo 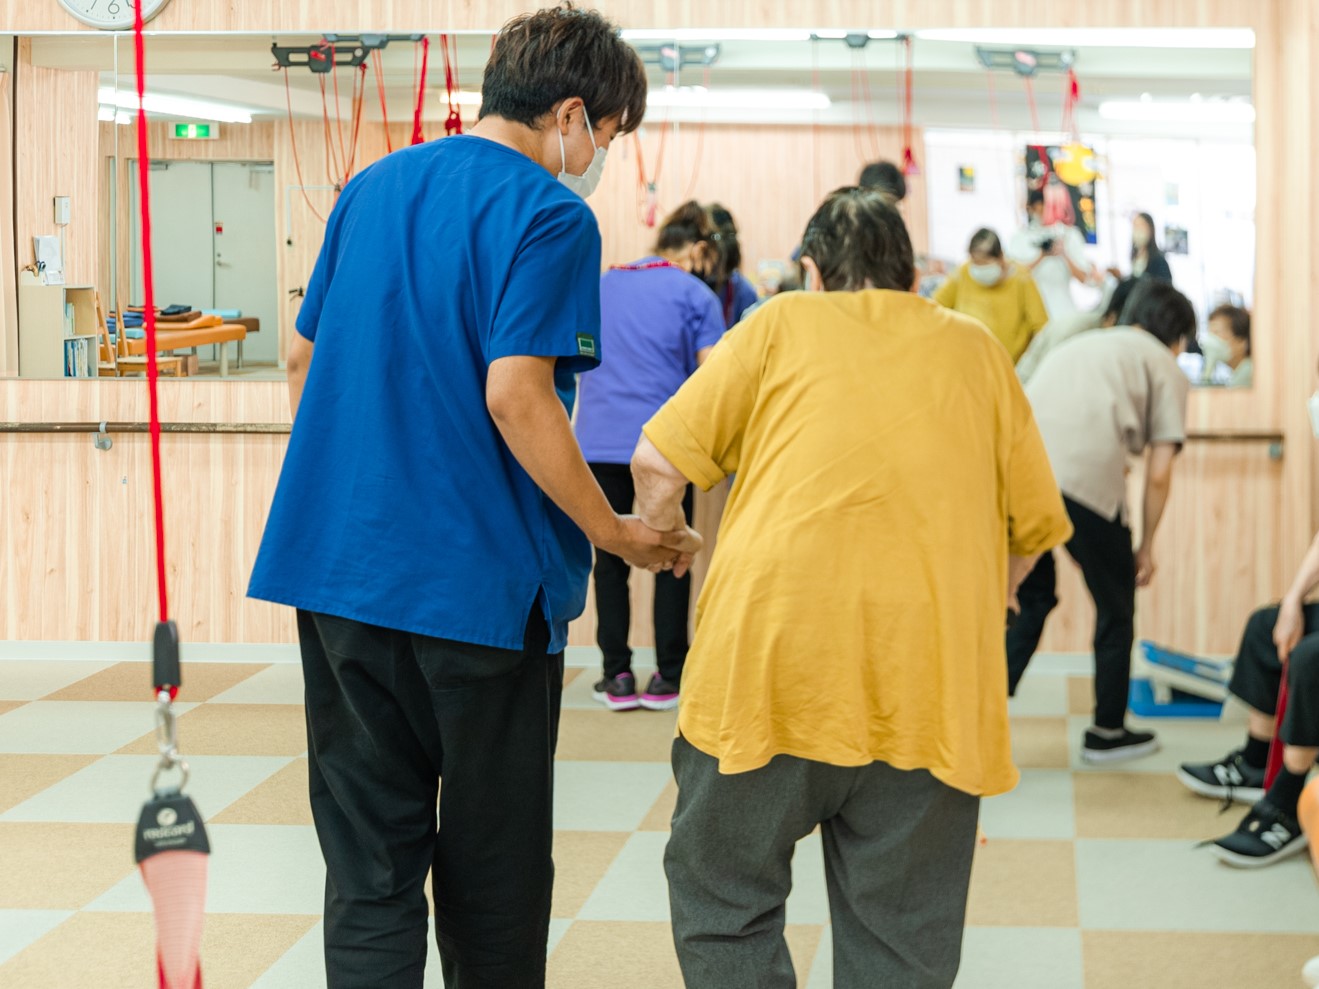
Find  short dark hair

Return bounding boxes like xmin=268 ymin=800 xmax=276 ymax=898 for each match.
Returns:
xmin=968 ymin=228 xmax=1003 ymax=259
xmin=655 ymin=201 xmax=715 ymax=252
xmin=1210 ymin=304 xmax=1252 ymax=355
xmin=479 ymin=4 xmax=647 ymax=135
xmin=1103 ymin=278 xmax=1140 ymax=324
xmin=858 ymin=161 xmax=907 ymax=203
xmin=799 ymin=186 xmax=915 ymax=293
xmin=1119 ymin=279 xmax=1196 ymax=348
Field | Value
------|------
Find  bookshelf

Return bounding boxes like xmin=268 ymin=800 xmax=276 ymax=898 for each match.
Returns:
xmin=17 ymin=272 xmax=100 ymax=379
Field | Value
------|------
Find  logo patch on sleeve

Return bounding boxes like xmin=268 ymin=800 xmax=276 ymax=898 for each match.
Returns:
xmin=576 ymin=334 xmax=598 ymax=359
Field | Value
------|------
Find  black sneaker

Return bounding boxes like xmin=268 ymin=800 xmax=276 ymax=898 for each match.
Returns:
xmin=1210 ymin=799 xmax=1307 ymax=868
xmin=1177 ymin=749 xmax=1267 ymax=804
xmin=639 ymin=673 xmax=680 ymax=711
xmin=592 ymin=673 xmax=640 ymax=711
xmin=1081 ymin=727 xmax=1160 ymax=764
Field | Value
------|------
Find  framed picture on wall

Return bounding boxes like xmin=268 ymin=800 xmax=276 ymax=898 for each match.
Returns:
xmin=1025 ymin=143 xmax=1099 ymax=245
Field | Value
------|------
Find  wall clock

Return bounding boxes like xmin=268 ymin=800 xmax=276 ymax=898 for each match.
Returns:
xmin=57 ymin=0 xmax=174 ymax=31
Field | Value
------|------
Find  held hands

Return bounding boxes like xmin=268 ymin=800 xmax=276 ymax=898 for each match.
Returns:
xmin=1275 ymin=597 xmax=1305 ymax=663
xmin=602 ymin=515 xmax=704 ymax=578
xmin=1134 ymin=546 xmax=1157 ymax=588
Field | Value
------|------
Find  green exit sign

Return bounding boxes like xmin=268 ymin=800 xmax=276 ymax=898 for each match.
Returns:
xmin=171 ymin=122 xmax=219 ymax=140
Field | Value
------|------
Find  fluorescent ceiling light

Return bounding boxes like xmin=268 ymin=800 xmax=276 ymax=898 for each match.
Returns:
xmin=1098 ymin=99 xmax=1255 ymax=123
xmin=647 ymin=85 xmax=830 ymax=110
xmin=620 ymin=29 xmax=816 ymax=43
xmin=915 ymin=28 xmax=1255 ymax=49
xmin=97 ymin=85 xmax=253 ymax=124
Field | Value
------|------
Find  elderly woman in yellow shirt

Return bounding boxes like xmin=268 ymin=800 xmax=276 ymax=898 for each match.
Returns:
xmin=935 ymin=227 xmax=1049 ymax=362
xmin=631 ymin=188 xmax=1073 ymax=989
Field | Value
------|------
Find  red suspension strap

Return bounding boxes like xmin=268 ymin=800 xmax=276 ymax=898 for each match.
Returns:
xmin=412 ymin=36 xmax=431 ymax=145
xmin=1023 ymin=76 xmax=1042 ymax=133
xmin=441 ymin=33 xmax=463 ymax=135
xmin=283 ymin=69 xmax=329 ymax=223
xmin=900 ymin=35 xmax=918 ymax=176
xmin=372 ymin=51 xmax=394 ymax=153
xmin=680 ymin=66 xmax=710 ymax=200
xmin=1060 ymin=67 xmax=1081 ymax=139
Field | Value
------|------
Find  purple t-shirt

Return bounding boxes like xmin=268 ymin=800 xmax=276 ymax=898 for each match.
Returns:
xmin=576 ymin=257 xmax=725 ymax=464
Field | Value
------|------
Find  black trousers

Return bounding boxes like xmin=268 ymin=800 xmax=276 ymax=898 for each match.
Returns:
xmin=589 ymin=462 xmax=694 ymax=683
xmin=298 ymin=607 xmax=563 ymax=989
xmin=1006 ymin=496 xmax=1137 ymax=729
xmin=1229 ymin=604 xmax=1319 ymax=748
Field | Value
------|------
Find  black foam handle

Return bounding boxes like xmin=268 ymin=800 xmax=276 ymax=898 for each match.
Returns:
xmin=153 ymin=620 xmax=181 ymax=691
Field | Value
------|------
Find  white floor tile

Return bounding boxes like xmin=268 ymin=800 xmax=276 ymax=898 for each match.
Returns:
xmin=1066 ymin=715 xmax=1248 ymax=774
xmin=955 ymin=928 xmax=1084 ymax=988
xmin=786 ymin=833 xmax=831 ymax=925
xmin=250 ymin=921 xmax=325 ymax=989
xmin=0 ymin=660 xmax=115 ymax=700
xmin=85 ymin=824 xmax=326 ymax=915
xmin=547 ymin=918 xmax=572 ymax=956
xmin=1076 ymin=838 xmax=1319 ymax=932
xmin=805 ymin=929 xmax=833 ymax=989
xmin=979 ymin=771 xmax=1075 ymax=841
xmin=0 ymin=754 xmax=293 ymax=823
xmin=0 ymin=909 xmax=73 ymax=965
xmin=578 ymin=832 xmax=671 ymax=922
xmin=1008 ymin=674 xmax=1069 ymax=718
xmin=0 ymin=700 xmax=195 ymax=754
xmin=209 ymin=664 xmax=306 ymax=705
xmin=553 ymin=761 xmax=673 ymax=831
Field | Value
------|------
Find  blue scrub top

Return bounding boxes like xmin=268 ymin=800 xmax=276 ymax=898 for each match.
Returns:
xmin=248 ymin=136 xmax=602 ymax=653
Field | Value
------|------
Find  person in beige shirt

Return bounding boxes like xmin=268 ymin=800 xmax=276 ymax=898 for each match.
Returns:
xmin=1008 ymin=278 xmax=1195 ymax=764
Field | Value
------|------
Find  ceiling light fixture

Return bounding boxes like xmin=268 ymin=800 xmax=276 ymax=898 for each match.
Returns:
xmin=1098 ymin=98 xmax=1255 ymax=124
xmin=97 ymin=86 xmax=254 ymax=124
xmin=916 ymin=28 xmax=1255 ymax=49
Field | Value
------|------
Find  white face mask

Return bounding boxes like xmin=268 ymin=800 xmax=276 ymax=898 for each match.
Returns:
xmin=1132 ymin=229 xmax=1150 ymax=249
xmin=557 ymin=107 xmax=607 ymax=199
xmin=968 ymin=263 xmax=1003 ymax=287
xmin=1309 ymin=392 xmax=1319 ymax=439
xmin=1199 ymin=334 xmax=1233 ymax=368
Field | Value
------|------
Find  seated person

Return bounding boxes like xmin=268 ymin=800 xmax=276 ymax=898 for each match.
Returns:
xmin=934 ymin=228 xmax=1047 ymax=362
xmin=1199 ymin=304 xmax=1253 ymax=388
xmin=1179 ymin=524 xmax=1319 ymax=867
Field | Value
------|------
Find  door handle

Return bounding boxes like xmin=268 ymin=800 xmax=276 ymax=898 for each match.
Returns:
xmin=215 ymin=256 xmax=232 ymax=267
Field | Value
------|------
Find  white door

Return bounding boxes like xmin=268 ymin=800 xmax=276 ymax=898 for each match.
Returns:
xmin=211 ymin=162 xmax=278 ymax=364
xmin=129 ymin=160 xmax=214 ymax=313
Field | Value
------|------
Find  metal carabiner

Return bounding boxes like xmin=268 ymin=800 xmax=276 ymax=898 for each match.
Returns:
xmin=151 ymin=689 xmax=188 ymax=794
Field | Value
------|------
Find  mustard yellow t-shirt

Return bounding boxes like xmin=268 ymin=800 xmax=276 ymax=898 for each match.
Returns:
xmin=934 ymin=264 xmax=1048 ymax=362
xmin=643 ymin=290 xmax=1072 ymax=797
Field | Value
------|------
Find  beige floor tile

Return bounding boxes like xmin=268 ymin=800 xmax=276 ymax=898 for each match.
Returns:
xmin=555 ymin=708 xmax=677 ymax=763
xmin=116 ymin=704 xmax=307 ymax=757
xmin=966 ymin=840 xmax=1078 ymax=928
xmin=0 ymin=754 xmax=99 ymax=813
xmin=638 ymin=779 xmax=678 ymax=832
xmin=1082 ymin=931 xmax=1319 ymax=989
xmin=210 ymin=759 xmax=312 ymax=826
xmin=552 ymin=831 xmax=631 ymax=919
xmin=1073 ymin=772 xmax=1226 ymax=840
xmin=0 ymin=823 xmax=137 ymax=908
xmin=0 ymin=701 xmax=24 ymax=717
xmin=45 ymin=663 xmax=272 ymax=703
xmin=1011 ymin=717 xmax=1072 ymax=770
xmin=1067 ymin=677 xmax=1094 ymax=716
xmin=548 ymin=920 xmax=823 ymax=989
xmin=562 ymin=668 xmax=583 ymax=689
xmin=0 ymin=911 xmax=318 ymax=989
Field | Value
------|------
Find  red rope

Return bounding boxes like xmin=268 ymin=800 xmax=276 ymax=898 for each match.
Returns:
xmin=811 ymin=38 xmax=822 ymax=203
xmin=372 ymin=51 xmax=394 ymax=153
xmin=901 ymin=36 xmax=918 ymax=176
xmin=1061 ymin=68 xmax=1080 ymax=139
xmin=318 ymin=77 xmax=343 ymax=185
xmin=1266 ymin=677 xmax=1290 ymax=787
xmin=441 ymin=34 xmax=463 ymax=135
xmin=329 ymin=46 xmax=349 ymax=171
xmin=342 ymin=64 xmax=367 ymax=183
xmin=1024 ymin=76 xmax=1041 ymax=133
xmin=412 ymin=36 xmax=431 ymax=145
xmin=680 ymin=66 xmax=710 ymax=200
xmin=284 ymin=69 xmax=328 ymax=224
xmin=133 ymin=0 xmax=167 ymax=625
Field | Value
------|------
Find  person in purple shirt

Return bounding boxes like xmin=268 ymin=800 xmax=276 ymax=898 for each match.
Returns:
xmin=708 ymin=203 xmax=760 ymax=328
xmin=576 ymin=201 xmax=726 ymax=711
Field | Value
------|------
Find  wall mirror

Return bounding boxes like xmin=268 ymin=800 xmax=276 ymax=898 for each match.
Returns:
xmin=5 ymin=26 xmax=1253 ymax=386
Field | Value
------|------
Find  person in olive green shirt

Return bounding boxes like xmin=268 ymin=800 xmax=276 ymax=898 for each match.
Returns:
xmin=935 ymin=227 xmax=1049 ymax=362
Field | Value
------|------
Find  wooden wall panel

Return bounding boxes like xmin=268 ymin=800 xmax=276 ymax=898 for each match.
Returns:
xmin=0 ymin=67 xmax=17 ymax=376
xmin=13 ymin=40 xmax=98 ymax=286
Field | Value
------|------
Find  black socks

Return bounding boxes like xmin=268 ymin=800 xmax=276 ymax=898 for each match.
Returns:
xmin=1266 ymin=766 xmax=1309 ymax=819
xmin=1243 ymin=735 xmax=1271 ymax=770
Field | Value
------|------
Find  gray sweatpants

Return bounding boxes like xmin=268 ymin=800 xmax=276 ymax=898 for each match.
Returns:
xmin=665 ymin=736 xmax=980 ymax=989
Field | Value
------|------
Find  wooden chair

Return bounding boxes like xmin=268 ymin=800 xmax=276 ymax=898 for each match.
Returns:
xmin=110 ymin=304 xmax=185 ymax=378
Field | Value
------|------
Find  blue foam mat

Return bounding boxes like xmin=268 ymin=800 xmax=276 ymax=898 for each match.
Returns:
xmin=1128 ymin=678 xmax=1223 ymax=719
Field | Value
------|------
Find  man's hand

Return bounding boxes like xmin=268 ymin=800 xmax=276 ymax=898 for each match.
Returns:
xmin=597 ymin=516 xmax=703 ymax=576
xmin=1135 ymin=545 xmax=1157 ymax=587
xmin=1275 ymin=597 xmax=1306 ymax=663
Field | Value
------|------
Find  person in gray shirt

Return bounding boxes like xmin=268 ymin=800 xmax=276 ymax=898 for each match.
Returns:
xmin=1007 ymin=279 xmax=1196 ymax=764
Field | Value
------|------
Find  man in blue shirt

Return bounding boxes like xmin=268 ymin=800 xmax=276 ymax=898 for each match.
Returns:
xmin=248 ymin=8 xmax=698 ymax=987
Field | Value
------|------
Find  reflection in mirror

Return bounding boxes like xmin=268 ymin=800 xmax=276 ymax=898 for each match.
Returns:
xmin=9 ymin=27 xmax=1255 ymax=387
